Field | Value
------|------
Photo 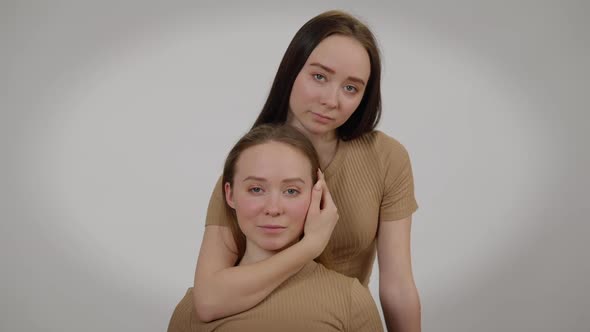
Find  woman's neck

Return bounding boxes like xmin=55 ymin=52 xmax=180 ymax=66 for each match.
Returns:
xmin=309 ymin=135 xmax=339 ymax=170
xmin=238 ymin=239 xmax=298 ymax=266
xmin=286 ymin=115 xmax=339 ymax=169
xmin=239 ymin=244 xmax=274 ymax=266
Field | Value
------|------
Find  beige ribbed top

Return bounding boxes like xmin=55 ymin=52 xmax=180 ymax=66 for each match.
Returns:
xmin=206 ymin=130 xmax=418 ymax=285
xmin=168 ymin=261 xmax=384 ymax=332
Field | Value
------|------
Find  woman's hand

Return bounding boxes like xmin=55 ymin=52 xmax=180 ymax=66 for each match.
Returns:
xmin=302 ymin=169 xmax=339 ymax=258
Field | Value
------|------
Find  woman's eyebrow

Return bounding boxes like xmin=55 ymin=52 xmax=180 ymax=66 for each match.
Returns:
xmin=282 ymin=178 xmax=306 ymax=184
xmin=242 ymin=176 xmax=306 ymax=184
xmin=309 ymin=62 xmax=366 ymax=86
xmin=243 ymin=176 xmax=267 ymax=182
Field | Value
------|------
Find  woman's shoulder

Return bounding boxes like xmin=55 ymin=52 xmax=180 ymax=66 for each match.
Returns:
xmin=351 ymin=130 xmax=409 ymax=158
xmin=312 ymin=265 xmax=375 ymax=305
xmin=312 ymin=263 xmax=359 ymax=288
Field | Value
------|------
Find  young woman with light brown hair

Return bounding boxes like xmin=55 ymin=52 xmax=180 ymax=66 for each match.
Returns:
xmin=168 ymin=124 xmax=383 ymax=331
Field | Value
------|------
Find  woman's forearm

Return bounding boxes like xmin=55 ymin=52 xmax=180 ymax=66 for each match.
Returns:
xmin=380 ymin=286 xmax=421 ymax=332
xmin=193 ymin=239 xmax=316 ymax=322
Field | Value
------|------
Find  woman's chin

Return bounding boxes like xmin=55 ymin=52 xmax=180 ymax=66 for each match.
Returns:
xmin=259 ymin=238 xmax=297 ymax=252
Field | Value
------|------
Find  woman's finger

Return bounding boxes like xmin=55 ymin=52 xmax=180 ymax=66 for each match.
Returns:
xmin=308 ymin=178 xmax=323 ymax=215
xmin=317 ymin=169 xmax=336 ymax=210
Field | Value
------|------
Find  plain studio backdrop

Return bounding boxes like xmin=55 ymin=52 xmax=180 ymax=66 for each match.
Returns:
xmin=1 ymin=1 xmax=589 ymax=331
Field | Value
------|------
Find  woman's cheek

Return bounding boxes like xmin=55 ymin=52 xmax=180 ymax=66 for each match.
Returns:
xmin=290 ymin=196 xmax=312 ymax=225
xmin=236 ymin=195 xmax=265 ymax=219
xmin=340 ymin=98 xmax=362 ymax=123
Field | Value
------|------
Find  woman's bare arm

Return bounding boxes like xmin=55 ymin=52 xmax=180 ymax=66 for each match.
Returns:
xmin=192 ymin=225 xmax=319 ymax=321
xmin=377 ymin=215 xmax=421 ymax=332
xmin=193 ymin=172 xmax=338 ymax=322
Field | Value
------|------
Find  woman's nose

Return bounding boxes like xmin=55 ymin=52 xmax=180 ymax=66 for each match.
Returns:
xmin=264 ymin=194 xmax=283 ymax=217
xmin=320 ymin=85 xmax=339 ymax=109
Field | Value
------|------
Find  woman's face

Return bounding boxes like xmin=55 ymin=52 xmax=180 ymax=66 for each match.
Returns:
xmin=288 ymin=34 xmax=371 ymax=137
xmin=225 ymin=141 xmax=314 ymax=253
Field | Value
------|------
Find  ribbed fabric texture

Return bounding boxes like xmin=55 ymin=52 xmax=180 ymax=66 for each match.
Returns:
xmin=168 ymin=261 xmax=383 ymax=332
xmin=206 ymin=130 xmax=419 ymax=285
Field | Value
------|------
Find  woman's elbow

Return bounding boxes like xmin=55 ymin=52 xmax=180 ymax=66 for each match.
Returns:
xmin=379 ymin=281 xmax=421 ymax=307
xmin=192 ymin=290 xmax=218 ymax=323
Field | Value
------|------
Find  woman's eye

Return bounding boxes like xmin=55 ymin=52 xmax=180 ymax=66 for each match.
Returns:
xmin=344 ymin=85 xmax=358 ymax=93
xmin=313 ymin=73 xmax=326 ymax=81
xmin=249 ymin=187 xmax=263 ymax=194
xmin=285 ymin=188 xmax=300 ymax=196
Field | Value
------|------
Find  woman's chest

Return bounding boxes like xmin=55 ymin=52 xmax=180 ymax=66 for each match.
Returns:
xmin=323 ymin=166 xmax=382 ymax=262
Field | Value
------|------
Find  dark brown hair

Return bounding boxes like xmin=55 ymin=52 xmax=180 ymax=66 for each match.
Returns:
xmin=252 ymin=10 xmax=382 ymax=141
xmin=222 ymin=124 xmax=320 ymax=263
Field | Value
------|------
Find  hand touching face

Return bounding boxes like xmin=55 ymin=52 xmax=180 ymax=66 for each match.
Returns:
xmin=225 ymin=141 xmax=314 ymax=254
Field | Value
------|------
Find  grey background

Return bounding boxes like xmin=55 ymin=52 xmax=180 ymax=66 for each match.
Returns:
xmin=2 ymin=1 xmax=589 ymax=331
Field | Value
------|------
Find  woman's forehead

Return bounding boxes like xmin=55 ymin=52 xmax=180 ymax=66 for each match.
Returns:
xmin=306 ymin=35 xmax=371 ymax=82
xmin=234 ymin=142 xmax=313 ymax=182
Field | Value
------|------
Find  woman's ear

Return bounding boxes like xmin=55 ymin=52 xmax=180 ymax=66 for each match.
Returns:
xmin=224 ymin=182 xmax=236 ymax=209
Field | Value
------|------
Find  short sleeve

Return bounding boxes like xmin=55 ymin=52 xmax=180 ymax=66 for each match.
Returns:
xmin=377 ymin=133 xmax=419 ymax=221
xmin=204 ymin=175 xmax=236 ymax=227
xmin=347 ymin=279 xmax=384 ymax=332
xmin=167 ymin=288 xmax=195 ymax=332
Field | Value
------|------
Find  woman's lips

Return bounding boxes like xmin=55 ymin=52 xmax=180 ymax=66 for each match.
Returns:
xmin=311 ymin=112 xmax=333 ymax=124
xmin=258 ymin=225 xmax=287 ymax=234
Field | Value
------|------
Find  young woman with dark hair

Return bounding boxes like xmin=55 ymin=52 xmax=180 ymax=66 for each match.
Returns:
xmin=191 ymin=10 xmax=420 ymax=331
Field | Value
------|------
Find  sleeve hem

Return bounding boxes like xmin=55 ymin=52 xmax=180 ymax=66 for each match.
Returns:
xmin=380 ymin=203 xmax=418 ymax=222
